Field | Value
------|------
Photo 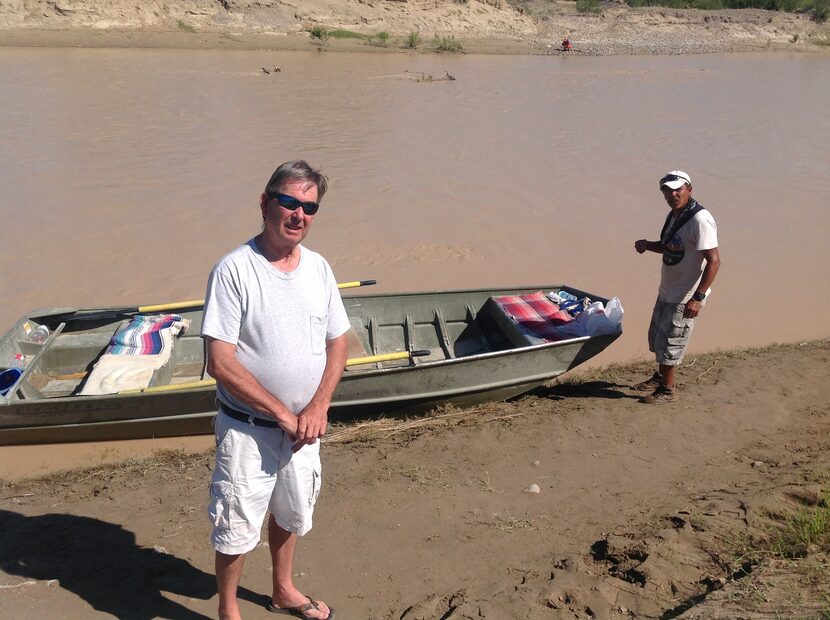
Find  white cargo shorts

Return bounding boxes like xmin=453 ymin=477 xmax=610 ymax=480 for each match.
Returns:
xmin=208 ymin=411 xmax=322 ymax=555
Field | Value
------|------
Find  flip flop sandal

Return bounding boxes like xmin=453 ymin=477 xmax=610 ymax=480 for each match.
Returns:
xmin=267 ymin=597 xmax=336 ymax=619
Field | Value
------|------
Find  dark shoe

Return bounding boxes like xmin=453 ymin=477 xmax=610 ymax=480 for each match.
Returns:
xmin=632 ymin=372 xmax=662 ymax=392
xmin=640 ymin=385 xmax=676 ymax=405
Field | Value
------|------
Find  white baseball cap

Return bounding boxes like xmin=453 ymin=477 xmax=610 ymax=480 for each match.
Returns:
xmin=659 ymin=170 xmax=691 ymax=189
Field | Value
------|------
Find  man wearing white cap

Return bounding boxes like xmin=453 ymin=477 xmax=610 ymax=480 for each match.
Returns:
xmin=633 ymin=171 xmax=721 ymax=404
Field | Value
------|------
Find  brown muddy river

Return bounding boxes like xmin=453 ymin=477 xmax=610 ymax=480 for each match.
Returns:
xmin=0 ymin=48 xmax=828 ymax=477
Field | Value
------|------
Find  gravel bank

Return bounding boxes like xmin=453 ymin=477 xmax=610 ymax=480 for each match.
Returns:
xmin=0 ymin=1 xmax=828 ymax=56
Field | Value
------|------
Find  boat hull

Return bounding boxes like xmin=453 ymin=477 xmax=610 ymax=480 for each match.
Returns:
xmin=0 ymin=286 xmax=620 ymax=445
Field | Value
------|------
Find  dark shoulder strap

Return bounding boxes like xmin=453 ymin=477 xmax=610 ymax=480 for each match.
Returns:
xmin=659 ymin=211 xmax=674 ymax=243
xmin=660 ymin=201 xmax=704 ymax=246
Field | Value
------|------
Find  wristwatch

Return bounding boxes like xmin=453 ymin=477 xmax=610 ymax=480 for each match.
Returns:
xmin=691 ymin=291 xmax=707 ymax=302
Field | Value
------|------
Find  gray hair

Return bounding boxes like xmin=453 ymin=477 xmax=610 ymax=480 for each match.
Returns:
xmin=264 ymin=160 xmax=328 ymax=201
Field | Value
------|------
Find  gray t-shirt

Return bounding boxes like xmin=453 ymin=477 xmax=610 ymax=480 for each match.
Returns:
xmin=201 ymin=239 xmax=350 ymax=417
xmin=658 ymin=209 xmax=718 ymax=304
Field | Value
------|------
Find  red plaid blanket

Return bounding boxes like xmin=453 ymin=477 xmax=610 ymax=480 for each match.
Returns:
xmin=490 ymin=292 xmax=574 ymax=342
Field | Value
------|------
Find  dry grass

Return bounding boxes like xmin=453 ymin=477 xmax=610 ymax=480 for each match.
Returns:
xmin=472 ymin=471 xmax=502 ymax=494
xmin=463 ymin=509 xmax=538 ymax=532
xmin=324 ymin=404 xmax=526 ymax=445
xmin=726 ymin=484 xmax=830 ymax=617
xmin=398 ymin=465 xmax=455 ymax=491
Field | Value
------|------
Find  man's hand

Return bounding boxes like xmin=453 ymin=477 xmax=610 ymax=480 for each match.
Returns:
xmin=290 ymin=332 xmax=348 ymax=452
xmin=634 ymin=239 xmax=648 ymax=254
xmin=683 ymin=298 xmax=702 ymax=319
xmin=293 ymin=401 xmax=329 ymax=452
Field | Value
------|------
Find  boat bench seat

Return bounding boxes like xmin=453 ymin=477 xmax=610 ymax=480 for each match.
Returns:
xmin=484 ymin=292 xmax=575 ymax=347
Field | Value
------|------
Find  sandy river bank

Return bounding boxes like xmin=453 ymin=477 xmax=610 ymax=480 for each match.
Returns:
xmin=1 ymin=0 xmax=828 ymax=55
xmin=1 ymin=339 xmax=828 ymax=618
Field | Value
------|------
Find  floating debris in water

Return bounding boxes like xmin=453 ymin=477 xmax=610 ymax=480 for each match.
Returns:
xmin=404 ymin=70 xmax=456 ymax=83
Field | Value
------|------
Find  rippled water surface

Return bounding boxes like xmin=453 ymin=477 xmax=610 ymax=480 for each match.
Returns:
xmin=1 ymin=48 xmax=828 ymax=476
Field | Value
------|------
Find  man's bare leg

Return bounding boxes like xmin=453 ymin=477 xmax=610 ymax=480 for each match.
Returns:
xmin=659 ymin=364 xmax=676 ymax=389
xmin=269 ymin=517 xmax=332 ymax=619
xmin=216 ymin=551 xmax=246 ymax=620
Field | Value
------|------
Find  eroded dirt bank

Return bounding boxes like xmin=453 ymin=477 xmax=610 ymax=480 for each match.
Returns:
xmin=1 ymin=339 xmax=828 ymax=618
xmin=1 ymin=0 xmax=828 ymax=54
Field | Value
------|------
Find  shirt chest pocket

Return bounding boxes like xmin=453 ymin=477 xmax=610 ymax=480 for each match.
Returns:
xmin=309 ymin=315 xmax=327 ymax=355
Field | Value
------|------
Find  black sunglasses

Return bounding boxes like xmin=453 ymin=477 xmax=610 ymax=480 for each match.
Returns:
xmin=660 ymin=174 xmax=687 ymax=185
xmin=269 ymin=192 xmax=319 ymax=216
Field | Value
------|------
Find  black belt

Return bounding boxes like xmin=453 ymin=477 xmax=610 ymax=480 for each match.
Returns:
xmin=220 ymin=403 xmax=281 ymax=428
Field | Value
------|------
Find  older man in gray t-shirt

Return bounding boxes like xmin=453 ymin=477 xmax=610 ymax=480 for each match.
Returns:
xmin=202 ymin=161 xmax=347 ymax=620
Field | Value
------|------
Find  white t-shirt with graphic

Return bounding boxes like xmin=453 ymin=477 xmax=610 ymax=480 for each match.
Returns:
xmin=658 ymin=209 xmax=718 ymax=304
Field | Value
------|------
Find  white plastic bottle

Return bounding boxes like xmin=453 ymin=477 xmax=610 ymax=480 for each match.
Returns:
xmin=28 ymin=325 xmax=50 ymax=344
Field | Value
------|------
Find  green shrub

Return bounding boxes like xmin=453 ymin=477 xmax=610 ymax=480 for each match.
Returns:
xmin=772 ymin=494 xmax=830 ymax=558
xmin=176 ymin=20 xmax=196 ymax=33
xmin=308 ymin=25 xmax=330 ymax=42
xmin=812 ymin=0 xmax=829 ymax=22
xmin=576 ymin=0 xmax=602 ymax=13
xmin=405 ymin=31 xmax=421 ymax=48
xmin=776 ymin=0 xmax=801 ymax=10
xmin=693 ymin=0 xmax=726 ymax=8
xmin=328 ymin=29 xmax=368 ymax=39
xmin=733 ymin=490 xmax=830 ymax=564
xmin=625 ymin=0 xmax=815 ymax=9
xmin=369 ymin=31 xmax=391 ymax=46
xmin=433 ymin=34 xmax=464 ymax=52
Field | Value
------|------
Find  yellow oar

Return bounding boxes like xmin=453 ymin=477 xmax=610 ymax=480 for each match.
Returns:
xmin=144 ymin=281 xmax=374 ymax=310
xmin=120 ymin=349 xmax=430 ymax=394
xmin=66 ymin=280 xmax=377 ymax=324
xmin=343 ymin=349 xmax=429 ymax=366
xmin=119 ymin=379 xmax=214 ymax=394
xmin=337 ymin=279 xmax=376 ymax=289
xmin=137 ymin=300 xmax=204 ymax=313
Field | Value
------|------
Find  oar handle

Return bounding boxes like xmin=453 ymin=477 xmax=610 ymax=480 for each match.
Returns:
xmin=337 ymin=279 xmax=377 ymax=289
xmin=65 ymin=300 xmax=205 ymax=323
xmin=120 ymin=348 xmax=431 ymax=394
xmin=120 ymin=379 xmax=218 ymax=394
xmin=345 ymin=349 xmax=430 ymax=366
xmin=137 ymin=300 xmax=205 ymax=313
xmin=66 ymin=281 xmax=376 ymax=324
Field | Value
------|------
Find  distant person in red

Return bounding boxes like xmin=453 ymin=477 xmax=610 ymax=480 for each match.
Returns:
xmin=562 ymin=38 xmax=573 ymax=52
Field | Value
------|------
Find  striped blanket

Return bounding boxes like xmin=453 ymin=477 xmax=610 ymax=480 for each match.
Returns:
xmin=79 ymin=314 xmax=190 ymax=395
xmin=489 ymin=292 xmax=574 ymax=343
xmin=107 ymin=314 xmax=188 ymax=356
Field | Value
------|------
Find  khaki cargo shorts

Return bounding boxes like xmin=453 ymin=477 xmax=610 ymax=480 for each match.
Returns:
xmin=647 ymin=299 xmax=697 ymax=366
